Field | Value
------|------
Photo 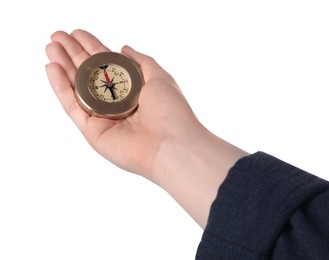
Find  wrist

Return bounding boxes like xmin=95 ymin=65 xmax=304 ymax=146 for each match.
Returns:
xmin=152 ymin=124 xmax=248 ymax=228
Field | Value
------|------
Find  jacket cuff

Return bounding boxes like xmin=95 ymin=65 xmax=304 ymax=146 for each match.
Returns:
xmin=196 ymin=152 xmax=327 ymax=259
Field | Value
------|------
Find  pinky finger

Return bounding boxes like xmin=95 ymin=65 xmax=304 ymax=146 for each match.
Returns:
xmin=46 ymin=62 xmax=88 ymax=132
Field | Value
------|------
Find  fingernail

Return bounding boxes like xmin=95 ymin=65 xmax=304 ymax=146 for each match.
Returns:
xmin=124 ymin=45 xmax=134 ymax=50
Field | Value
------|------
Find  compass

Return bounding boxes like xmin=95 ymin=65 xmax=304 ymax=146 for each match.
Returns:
xmin=75 ymin=52 xmax=144 ymax=119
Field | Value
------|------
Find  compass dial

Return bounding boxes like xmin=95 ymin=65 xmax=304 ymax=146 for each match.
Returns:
xmin=75 ymin=52 xmax=144 ymax=119
xmin=89 ymin=64 xmax=132 ymax=103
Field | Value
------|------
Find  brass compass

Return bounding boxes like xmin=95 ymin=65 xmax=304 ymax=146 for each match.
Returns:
xmin=75 ymin=52 xmax=144 ymax=119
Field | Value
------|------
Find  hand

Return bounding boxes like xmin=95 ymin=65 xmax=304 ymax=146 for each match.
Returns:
xmin=45 ymin=29 xmax=200 ymax=181
xmin=45 ymin=29 xmax=247 ymax=228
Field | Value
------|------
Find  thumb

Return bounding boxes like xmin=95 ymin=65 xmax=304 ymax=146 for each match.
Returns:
xmin=121 ymin=45 xmax=170 ymax=81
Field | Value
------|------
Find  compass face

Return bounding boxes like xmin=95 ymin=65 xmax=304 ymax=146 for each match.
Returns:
xmin=89 ymin=64 xmax=132 ymax=103
xmin=75 ymin=52 xmax=144 ymax=120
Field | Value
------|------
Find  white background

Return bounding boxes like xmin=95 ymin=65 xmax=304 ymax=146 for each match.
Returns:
xmin=0 ymin=1 xmax=328 ymax=259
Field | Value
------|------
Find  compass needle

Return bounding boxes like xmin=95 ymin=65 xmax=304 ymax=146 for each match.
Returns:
xmin=110 ymin=87 xmax=117 ymax=100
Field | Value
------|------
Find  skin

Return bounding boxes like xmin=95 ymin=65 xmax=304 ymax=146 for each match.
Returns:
xmin=45 ymin=29 xmax=248 ymax=228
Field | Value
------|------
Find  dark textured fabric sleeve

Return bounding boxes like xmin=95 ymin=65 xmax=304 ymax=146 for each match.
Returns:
xmin=196 ymin=152 xmax=329 ymax=260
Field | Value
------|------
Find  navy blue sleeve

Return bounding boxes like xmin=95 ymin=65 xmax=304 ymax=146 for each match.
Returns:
xmin=196 ymin=152 xmax=329 ymax=260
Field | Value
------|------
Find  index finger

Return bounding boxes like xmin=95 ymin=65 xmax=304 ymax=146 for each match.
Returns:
xmin=70 ymin=29 xmax=111 ymax=55
xmin=51 ymin=30 xmax=110 ymax=69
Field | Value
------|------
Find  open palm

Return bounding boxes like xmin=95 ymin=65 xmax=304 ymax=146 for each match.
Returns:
xmin=46 ymin=30 xmax=200 ymax=180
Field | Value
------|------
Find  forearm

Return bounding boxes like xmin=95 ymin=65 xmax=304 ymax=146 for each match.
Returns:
xmin=152 ymin=125 xmax=248 ymax=228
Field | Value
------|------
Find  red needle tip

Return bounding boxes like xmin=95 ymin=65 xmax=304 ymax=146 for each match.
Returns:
xmin=104 ymin=70 xmax=111 ymax=84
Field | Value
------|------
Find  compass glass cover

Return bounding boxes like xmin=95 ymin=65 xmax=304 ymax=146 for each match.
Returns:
xmin=89 ymin=63 xmax=132 ymax=103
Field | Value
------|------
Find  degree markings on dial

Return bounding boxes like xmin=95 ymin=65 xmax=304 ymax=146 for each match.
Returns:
xmin=89 ymin=63 xmax=132 ymax=103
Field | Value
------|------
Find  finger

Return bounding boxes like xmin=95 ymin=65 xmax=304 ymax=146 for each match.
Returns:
xmin=45 ymin=41 xmax=76 ymax=86
xmin=51 ymin=31 xmax=89 ymax=68
xmin=121 ymin=45 xmax=171 ymax=82
xmin=46 ymin=63 xmax=88 ymax=132
xmin=70 ymin=29 xmax=110 ymax=55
